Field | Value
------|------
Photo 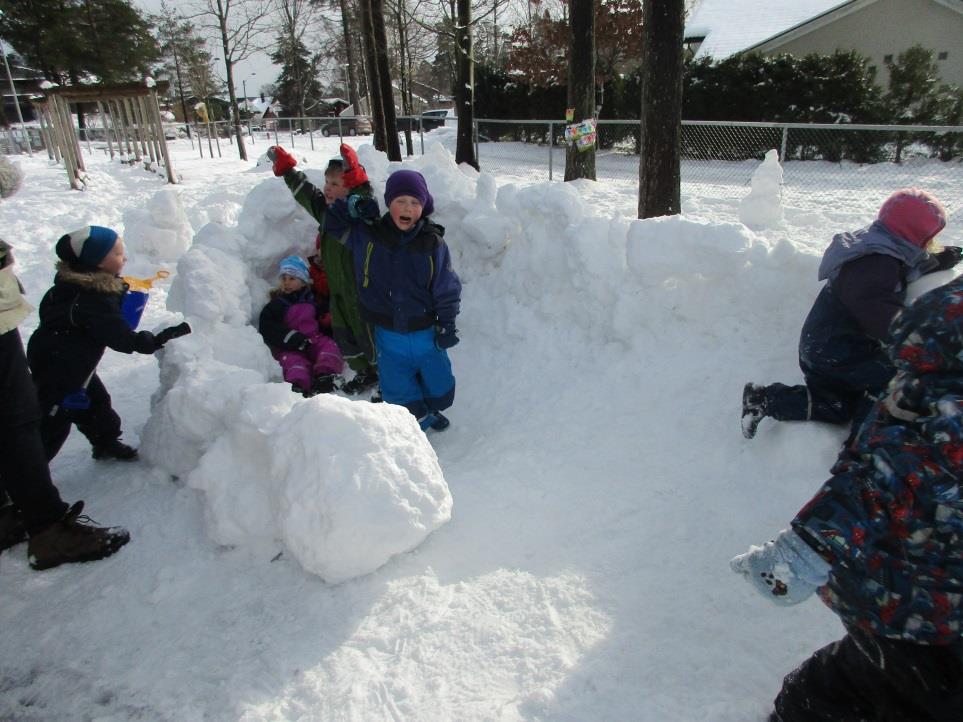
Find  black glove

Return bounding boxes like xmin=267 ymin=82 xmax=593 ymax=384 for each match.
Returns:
xmin=935 ymin=246 xmax=962 ymax=271
xmin=154 ymin=322 xmax=192 ymax=349
xmin=434 ymin=323 xmax=459 ymax=350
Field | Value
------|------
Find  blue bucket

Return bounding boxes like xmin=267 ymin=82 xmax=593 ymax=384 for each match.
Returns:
xmin=121 ymin=290 xmax=149 ymax=329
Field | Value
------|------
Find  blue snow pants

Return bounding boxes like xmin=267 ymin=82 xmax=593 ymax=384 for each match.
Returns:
xmin=374 ymin=326 xmax=455 ymax=420
xmin=765 ymin=286 xmax=894 ymax=425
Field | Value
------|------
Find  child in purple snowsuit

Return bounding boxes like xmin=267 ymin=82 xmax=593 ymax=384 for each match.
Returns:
xmin=258 ymin=256 xmax=343 ymax=396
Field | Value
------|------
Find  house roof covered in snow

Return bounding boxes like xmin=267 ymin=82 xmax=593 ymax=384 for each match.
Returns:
xmin=685 ymin=0 xmax=849 ymax=59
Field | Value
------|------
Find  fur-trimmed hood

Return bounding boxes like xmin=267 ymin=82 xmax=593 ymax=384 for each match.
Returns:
xmin=55 ymin=261 xmax=127 ymax=294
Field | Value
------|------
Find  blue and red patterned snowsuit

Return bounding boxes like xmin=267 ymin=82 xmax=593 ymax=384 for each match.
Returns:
xmin=773 ymin=275 xmax=963 ymax=721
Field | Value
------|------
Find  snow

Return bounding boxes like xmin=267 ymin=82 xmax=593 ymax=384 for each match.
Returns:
xmin=739 ymin=149 xmax=784 ymax=228
xmin=0 ymin=132 xmax=960 ymax=720
xmin=686 ymin=0 xmax=847 ymax=59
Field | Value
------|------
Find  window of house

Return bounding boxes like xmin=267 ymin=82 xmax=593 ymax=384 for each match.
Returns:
xmin=938 ymin=51 xmax=948 ymax=60
xmin=883 ymin=54 xmax=893 ymax=63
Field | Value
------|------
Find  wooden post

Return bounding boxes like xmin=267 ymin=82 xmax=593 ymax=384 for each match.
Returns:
xmin=113 ymin=99 xmax=133 ymax=159
xmin=97 ymin=101 xmax=114 ymax=160
xmin=148 ymin=89 xmax=177 ymax=183
xmin=36 ymin=103 xmax=58 ymax=161
xmin=123 ymin=98 xmax=142 ymax=162
xmin=50 ymin=96 xmax=81 ymax=189
xmin=135 ymin=96 xmax=157 ymax=168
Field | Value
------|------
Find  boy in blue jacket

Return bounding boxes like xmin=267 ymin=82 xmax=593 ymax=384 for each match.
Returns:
xmin=269 ymin=145 xmax=461 ymax=431
xmin=731 ymin=275 xmax=963 ymax=721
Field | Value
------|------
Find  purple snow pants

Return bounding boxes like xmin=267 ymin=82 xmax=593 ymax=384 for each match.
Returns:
xmin=274 ymin=302 xmax=343 ymax=388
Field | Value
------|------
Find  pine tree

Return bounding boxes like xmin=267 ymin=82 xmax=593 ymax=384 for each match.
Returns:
xmin=155 ymin=2 xmax=214 ymax=135
xmin=0 ymin=0 xmax=159 ymax=85
xmin=269 ymin=36 xmax=324 ymax=126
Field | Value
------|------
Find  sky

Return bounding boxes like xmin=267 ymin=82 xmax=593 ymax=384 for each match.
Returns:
xmin=1 ymin=126 xmax=961 ymax=719
xmin=132 ymin=0 xmax=284 ymax=98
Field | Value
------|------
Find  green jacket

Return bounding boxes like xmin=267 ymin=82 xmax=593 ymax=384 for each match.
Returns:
xmin=284 ymin=170 xmax=376 ymax=369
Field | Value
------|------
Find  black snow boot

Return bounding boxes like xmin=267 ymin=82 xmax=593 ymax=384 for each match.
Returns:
xmin=91 ymin=439 xmax=139 ymax=461
xmin=742 ymin=383 xmax=768 ymax=439
xmin=0 ymin=503 xmax=27 ymax=552
xmin=27 ymin=501 xmax=130 ymax=570
xmin=312 ymin=374 xmax=338 ymax=395
xmin=341 ymin=367 xmax=379 ymax=395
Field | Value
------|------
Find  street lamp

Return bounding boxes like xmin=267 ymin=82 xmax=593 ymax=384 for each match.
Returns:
xmin=241 ymin=72 xmax=256 ymax=112
xmin=0 ymin=10 xmax=32 ymax=156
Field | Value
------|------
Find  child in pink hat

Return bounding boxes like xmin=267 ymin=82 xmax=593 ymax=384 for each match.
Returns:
xmin=741 ymin=188 xmax=960 ymax=439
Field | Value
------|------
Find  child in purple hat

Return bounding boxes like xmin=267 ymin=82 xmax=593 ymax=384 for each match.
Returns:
xmin=268 ymin=144 xmax=461 ymax=432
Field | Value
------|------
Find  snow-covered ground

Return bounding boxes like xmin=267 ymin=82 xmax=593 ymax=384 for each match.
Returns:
xmin=0 ymin=134 xmax=959 ymax=721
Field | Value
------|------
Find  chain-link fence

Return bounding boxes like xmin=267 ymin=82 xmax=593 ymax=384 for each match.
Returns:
xmin=472 ymin=119 xmax=963 ymax=224
xmin=4 ymin=115 xmax=960 ymax=222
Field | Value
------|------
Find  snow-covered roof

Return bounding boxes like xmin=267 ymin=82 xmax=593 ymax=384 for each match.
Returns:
xmin=685 ymin=0 xmax=849 ymax=60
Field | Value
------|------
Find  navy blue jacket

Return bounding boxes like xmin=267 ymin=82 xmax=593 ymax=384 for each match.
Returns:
xmin=284 ymin=170 xmax=461 ymax=334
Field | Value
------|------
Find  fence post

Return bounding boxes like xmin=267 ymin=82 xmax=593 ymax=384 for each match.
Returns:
xmin=548 ymin=121 xmax=554 ymax=182
xmin=780 ymin=126 xmax=788 ymax=162
xmin=474 ymin=119 xmax=479 ymax=166
xmin=309 ymin=118 xmax=315 ymax=150
xmin=420 ymin=113 xmax=425 ymax=155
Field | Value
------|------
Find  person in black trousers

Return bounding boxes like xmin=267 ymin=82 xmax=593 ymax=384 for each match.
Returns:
xmin=0 ymin=238 xmax=130 ymax=570
xmin=27 ymin=226 xmax=189 ymax=461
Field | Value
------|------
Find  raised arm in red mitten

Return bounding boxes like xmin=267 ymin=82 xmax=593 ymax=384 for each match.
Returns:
xmin=339 ymin=143 xmax=369 ymax=188
xmin=267 ymin=146 xmax=297 ymax=176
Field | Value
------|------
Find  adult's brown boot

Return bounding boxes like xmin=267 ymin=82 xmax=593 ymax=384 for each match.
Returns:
xmin=27 ymin=502 xmax=130 ymax=571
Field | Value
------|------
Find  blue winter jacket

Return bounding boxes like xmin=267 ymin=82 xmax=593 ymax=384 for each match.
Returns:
xmin=322 ymin=196 xmax=461 ymax=335
xmin=793 ymin=275 xmax=963 ymax=644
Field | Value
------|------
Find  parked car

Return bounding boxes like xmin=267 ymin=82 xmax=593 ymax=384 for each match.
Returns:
xmin=395 ymin=115 xmax=422 ymax=132
xmin=319 ymin=115 xmax=372 ymax=137
xmin=421 ymin=109 xmax=454 ymax=130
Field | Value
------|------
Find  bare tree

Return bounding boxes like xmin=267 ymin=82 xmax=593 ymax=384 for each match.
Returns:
xmin=370 ymin=0 xmax=402 ymax=160
xmin=191 ymin=0 xmax=272 ymax=160
xmin=453 ymin=0 xmax=477 ymax=167
xmin=336 ymin=0 xmax=364 ymax=113
xmin=563 ymin=0 xmax=594 ymax=181
xmin=359 ymin=0 xmax=388 ymax=150
xmin=638 ymin=0 xmax=683 ymax=218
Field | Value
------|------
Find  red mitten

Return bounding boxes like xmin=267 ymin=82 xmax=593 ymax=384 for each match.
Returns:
xmin=267 ymin=146 xmax=297 ymax=176
xmin=339 ymin=143 xmax=368 ymax=188
xmin=318 ymin=312 xmax=332 ymax=332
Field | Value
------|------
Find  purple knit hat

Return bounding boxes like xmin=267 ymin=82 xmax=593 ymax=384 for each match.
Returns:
xmin=384 ymin=170 xmax=434 ymax=216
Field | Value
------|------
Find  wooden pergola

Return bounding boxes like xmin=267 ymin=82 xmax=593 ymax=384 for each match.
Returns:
xmin=33 ymin=80 xmax=178 ymax=189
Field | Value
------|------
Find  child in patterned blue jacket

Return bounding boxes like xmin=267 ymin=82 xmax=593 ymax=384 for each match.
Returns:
xmin=731 ymin=274 xmax=963 ymax=721
xmin=269 ymin=144 xmax=461 ymax=431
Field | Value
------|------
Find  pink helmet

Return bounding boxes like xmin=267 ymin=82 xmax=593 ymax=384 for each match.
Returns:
xmin=877 ymin=188 xmax=947 ymax=248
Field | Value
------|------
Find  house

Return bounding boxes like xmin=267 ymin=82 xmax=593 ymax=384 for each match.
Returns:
xmin=685 ymin=0 xmax=963 ymax=87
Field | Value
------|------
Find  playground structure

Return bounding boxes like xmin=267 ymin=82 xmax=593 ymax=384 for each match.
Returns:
xmin=33 ymin=80 xmax=177 ymax=189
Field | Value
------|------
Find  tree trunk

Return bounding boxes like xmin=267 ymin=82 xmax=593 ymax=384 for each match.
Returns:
xmin=638 ymin=0 xmax=683 ymax=218
xmin=370 ymin=0 xmax=401 ymax=161
xmin=564 ymin=0 xmax=595 ymax=181
xmin=454 ymin=0 xmax=478 ymax=168
xmin=338 ymin=0 xmax=362 ymax=114
xmin=395 ymin=0 xmax=413 ymax=156
xmin=216 ymin=0 xmax=247 ymax=160
xmin=358 ymin=0 xmax=387 ymax=151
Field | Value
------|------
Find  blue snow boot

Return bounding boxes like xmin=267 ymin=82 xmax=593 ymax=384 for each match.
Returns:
xmin=419 ymin=411 xmax=450 ymax=432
